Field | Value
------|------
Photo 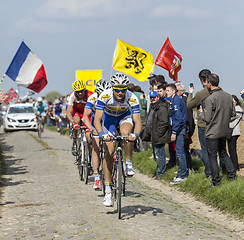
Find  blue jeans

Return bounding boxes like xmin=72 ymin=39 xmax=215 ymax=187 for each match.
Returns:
xmin=198 ymin=126 xmax=211 ymax=178
xmin=153 ymin=144 xmax=166 ymax=177
xmin=175 ymin=127 xmax=187 ymax=178
xmin=206 ymin=138 xmax=236 ymax=186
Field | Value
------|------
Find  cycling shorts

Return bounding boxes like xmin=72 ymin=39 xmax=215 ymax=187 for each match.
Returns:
xmin=36 ymin=111 xmax=46 ymax=117
xmin=102 ymin=111 xmax=133 ymax=137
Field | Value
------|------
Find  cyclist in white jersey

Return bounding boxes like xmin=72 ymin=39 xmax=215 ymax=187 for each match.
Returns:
xmin=83 ymin=79 xmax=111 ymax=190
xmin=94 ymin=73 xmax=142 ymax=206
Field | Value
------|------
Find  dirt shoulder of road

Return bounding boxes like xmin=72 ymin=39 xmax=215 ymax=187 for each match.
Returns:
xmin=134 ymin=170 xmax=244 ymax=239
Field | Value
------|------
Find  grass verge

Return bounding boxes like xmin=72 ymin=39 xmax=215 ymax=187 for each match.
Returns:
xmin=133 ymin=148 xmax=244 ymax=219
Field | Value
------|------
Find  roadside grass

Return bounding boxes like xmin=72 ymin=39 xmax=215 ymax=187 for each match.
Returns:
xmin=132 ymin=149 xmax=244 ymax=219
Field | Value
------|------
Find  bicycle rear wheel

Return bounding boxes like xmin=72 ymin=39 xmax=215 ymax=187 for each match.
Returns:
xmin=117 ymin=154 xmax=123 ymax=219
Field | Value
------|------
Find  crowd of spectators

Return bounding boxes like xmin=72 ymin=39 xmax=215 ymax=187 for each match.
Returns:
xmin=139 ymin=70 xmax=243 ymax=186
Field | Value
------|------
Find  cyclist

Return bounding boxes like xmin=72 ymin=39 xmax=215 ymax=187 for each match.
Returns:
xmin=34 ymin=97 xmax=48 ymax=130
xmin=83 ymin=79 xmax=111 ymax=190
xmin=66 ymin=79 xmax=93 ymax=156
xmin=94 ymin=73 xmax=142 ymax=206
xmin=52 ymin=99 xmax=64 ymax=132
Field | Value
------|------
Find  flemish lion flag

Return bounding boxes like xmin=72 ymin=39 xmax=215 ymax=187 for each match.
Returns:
xmin=76 ymin=69 xmax=102 ymax=93
xmin=112 ymin=39 xmax=154 ymax=82
xmin=155 ymin=37 xmax=182 ymax=82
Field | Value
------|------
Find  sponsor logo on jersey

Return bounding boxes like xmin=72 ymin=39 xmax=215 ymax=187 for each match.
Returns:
xmin=101 ymin=94 xmax=110 ymax=99
xmin=129 ymin=98 xmax=137 ymax=104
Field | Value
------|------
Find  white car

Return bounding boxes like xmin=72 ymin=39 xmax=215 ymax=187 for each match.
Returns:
xmin=3 ymin=103 xmax=37 ymax=132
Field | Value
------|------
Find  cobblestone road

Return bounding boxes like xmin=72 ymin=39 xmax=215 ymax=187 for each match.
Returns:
xmin=0 ymin=130 xmax=241 ymax=239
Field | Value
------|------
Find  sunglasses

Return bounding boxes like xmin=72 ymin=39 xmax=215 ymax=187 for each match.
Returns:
xmin=113 ymin=87 xmax=127 ymax=93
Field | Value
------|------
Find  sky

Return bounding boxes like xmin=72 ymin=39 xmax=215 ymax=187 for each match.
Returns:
xmin=1 ymin=0 xmax=244 ymax=99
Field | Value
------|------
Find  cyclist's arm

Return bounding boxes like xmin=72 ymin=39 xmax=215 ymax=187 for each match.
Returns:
xmin=51 ymin=108 xmax=55 ymax=116
xmin=132 ymin=112 xmax=142 ymax=135
xmin=94 ymin=109 xmax=104 ymax=134
xmin=66 ymin=105 xmax=74 ymax=123
xmin=83 ymin=108 xmax=95 ymax=132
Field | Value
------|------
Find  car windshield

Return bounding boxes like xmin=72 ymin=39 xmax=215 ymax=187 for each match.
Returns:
xmin=8 ymin=106 xmax=34 ymax=114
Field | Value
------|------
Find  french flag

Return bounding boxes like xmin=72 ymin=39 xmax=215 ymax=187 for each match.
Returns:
xmin=5 ymin=41 xmax=47 ymax=93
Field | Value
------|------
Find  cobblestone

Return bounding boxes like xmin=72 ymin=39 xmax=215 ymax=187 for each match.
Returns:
xmin=0 ymin=130 xmax=241 ymax=239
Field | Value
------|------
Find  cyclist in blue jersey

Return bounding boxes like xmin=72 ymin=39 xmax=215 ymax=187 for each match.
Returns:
xmin=94 ymin=73 xmax=142 ymax=206
xmin=52 ymin=99 xmax=65 ymax=132
xmin=34 ymin=97 xmax=48 ymax=127
xmin=83 ymin=79 xmax=111 ymax=190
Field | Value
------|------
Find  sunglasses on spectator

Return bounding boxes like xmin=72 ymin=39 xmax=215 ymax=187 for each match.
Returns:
xmin=113 ymin=87 xmax=127 ymax=93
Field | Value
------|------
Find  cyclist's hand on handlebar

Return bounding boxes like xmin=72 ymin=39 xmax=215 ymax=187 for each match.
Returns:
xmin=128 ymin=133 xmax=139 ymax=142
xmin=99 ymin=131 xmax=110 ymax=142
xmin=92 ymin=129 xmax=98 ymax=136
xmin=73 ymin=123 xmax=80 ymax=130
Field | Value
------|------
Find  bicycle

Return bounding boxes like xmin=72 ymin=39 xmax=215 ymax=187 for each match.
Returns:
xmin=100 ymin=134 xmax=127 ymax=219
xmin=75 ymin=125 xmax=91 ymax=184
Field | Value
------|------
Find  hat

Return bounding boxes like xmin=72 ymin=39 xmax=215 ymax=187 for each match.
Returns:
xmin=149 ymin=91 xmax=158 ymax=98
xmin=148 ymin=73 xmax=156 ymax=79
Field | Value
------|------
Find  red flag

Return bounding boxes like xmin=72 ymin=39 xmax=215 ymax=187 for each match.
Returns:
xmin=155 ymin=37 xmax=182 ymax=82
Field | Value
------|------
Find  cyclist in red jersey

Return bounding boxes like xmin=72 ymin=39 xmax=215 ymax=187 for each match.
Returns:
xmin=66 ymin=79 xmax=93 ymax=155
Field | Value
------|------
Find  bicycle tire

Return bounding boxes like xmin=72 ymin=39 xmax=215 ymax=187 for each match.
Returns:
xmin=76 ymin=141 xmax=84 ymax=181
xmin=117 ymin=152 xmax=123 ymax=219
xmin=122 ymin=164 xmax=126 ymax=196
xmin=80 ymin=141 xmax=89 ymax=184
xmin=100 ymin=171 xmax=105 ymax=196
xmin=84 ymin=142 xmax=89 ymax=185
xmin=38 ymin=123 xmax=41 ymax=138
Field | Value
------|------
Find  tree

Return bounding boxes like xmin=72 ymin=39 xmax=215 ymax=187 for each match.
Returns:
xmin=45 ymin=91 xmax=62 ymax=103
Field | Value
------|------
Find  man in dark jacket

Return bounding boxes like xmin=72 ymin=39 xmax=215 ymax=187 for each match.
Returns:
xmin=145 ymin=91 xmax=171 ymax=179
xmin=166 ymin=83 xmax=188 ymax=184
xmin=199 ymin=73 xmax=236 ymax=186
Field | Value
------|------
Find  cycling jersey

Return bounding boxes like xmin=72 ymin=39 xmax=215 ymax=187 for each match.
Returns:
xmin=68 ymin=90 xmax=93 ymax=118
xmin=85 ymin=92 xmax=98 ymax=116
xmin=52 ymin=104 xmax=63 ymax=116
xmin=34 ymin=101 xmax=48 ymax=116
xmin=96 ymin=89 xmax=140 ymax=117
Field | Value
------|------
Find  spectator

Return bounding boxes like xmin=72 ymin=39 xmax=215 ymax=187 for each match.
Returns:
xmin=166 ymin=83 xmax=188 ymax=184
xmin=199 ymin=73 xmax=236 ymax=187
xmin=187 ymin=69 xmax=211 ymax=178
xmin=240 ymin=89 xmax=244 ymax=99
xmin=142 ymin=90 xmax=171 ymax=179
xmin=227 ymin=95 xmax=243 ymax=171
xmin=176 ymin=82 xmax=196 ymax=174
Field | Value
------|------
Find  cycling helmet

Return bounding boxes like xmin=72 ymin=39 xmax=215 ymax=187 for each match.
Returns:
xmin=72 ymin=79 xmax=86 ymax=92
xmin=54 ymin=99 xmax=60 ymax=105
xmin=37 ymin=97 xmax=42 ymax=102
xmin=95 ymin=79 xmax=111 ymax=94
xmin=110 ymin=73 xmax=129 ymax=87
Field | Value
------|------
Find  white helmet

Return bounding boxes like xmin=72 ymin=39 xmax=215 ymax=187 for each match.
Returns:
xmin=110 ymin=73 xmax=129 ymax=87
xmin=37 ymin=97 xmax=42 ymax=102
xmin=95 ymin=79 xmax=111 ymax=94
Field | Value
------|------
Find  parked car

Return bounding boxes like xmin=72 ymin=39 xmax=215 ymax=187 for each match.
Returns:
xmin=3 ymin=103 xmax=37 ymax=132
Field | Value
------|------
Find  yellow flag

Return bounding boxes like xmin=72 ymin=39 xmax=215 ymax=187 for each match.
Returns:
xmin=112 ymin=39 xmax=154 ymax=82
xmin=75 ymin=69 xmax=102 ymax=93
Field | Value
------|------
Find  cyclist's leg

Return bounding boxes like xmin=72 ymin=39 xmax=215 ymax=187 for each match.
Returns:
xmin=119 ymin=115 xmax=135 ymax=176
xmin=72 ymin=114 xmax=81 ymax=155
xmin=92 ymin=136 xmax=100 ymax=189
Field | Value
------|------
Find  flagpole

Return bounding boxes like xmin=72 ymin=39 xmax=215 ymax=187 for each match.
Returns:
xmin=110 ymin=39 xmax=119 ymax=78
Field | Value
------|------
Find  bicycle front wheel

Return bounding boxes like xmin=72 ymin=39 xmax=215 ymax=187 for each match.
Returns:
xmin=76 ymin=142 xmax=84 ymax=181
xmin=38 ymin=123 xmax=41 ymax=138
xmin=82 ymin=142 xmax=89 ymax=184
xmin=117 ymin=155 xmax=123 ymax=219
